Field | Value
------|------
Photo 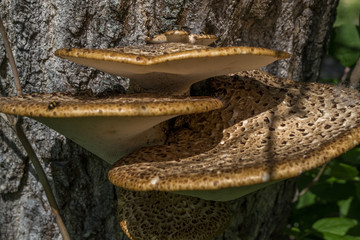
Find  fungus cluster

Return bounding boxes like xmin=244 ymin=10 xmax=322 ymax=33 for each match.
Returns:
xmin=1 ymin=30 xmax=360 ymax=239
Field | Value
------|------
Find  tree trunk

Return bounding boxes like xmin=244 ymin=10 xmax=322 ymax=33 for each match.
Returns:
xmin=0 ymin=0 xmax=338 ymax=239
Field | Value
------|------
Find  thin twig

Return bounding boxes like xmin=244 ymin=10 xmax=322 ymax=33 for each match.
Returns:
xmin=339 ymin=67 xmax=351 ymax=86
xmin=15 ymin=120 xmax=70 ymax=240
xmin=292 ymin=162 xmax=328 ymax=202
xmin=0 ymin=15 xmax=70 ymax=239
xmin=0 ymin=17 xmax=22 ymax=96
xmin=298 ymin=162 xmax=328 ymax=197
xmin=349 ymin=58 xmax=360 ymax=89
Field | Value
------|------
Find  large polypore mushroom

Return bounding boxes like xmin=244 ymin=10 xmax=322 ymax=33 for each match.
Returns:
xmin=0 ymin=93 xmax=222 ymax=164
xmin=108 ymin=70 xmax=360 ymax=201
xmin=55 ymin=32 xmax=289 ymax=95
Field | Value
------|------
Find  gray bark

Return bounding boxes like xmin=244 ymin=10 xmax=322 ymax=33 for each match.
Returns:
xmin=0 ymin=0 xmax=338 ymax=239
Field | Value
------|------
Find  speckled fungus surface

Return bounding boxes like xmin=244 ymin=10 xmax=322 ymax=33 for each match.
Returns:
xmin=118 ymin=188 xmax=230 ymax=240
xmin=55 ymin=40 xmax=289 ymax=95
xmin=108 ymin=70 xmax=360 ymax=201
xmin=0 ymin=93 xmax=222 ymax=164
xmin=146 ymin=30 xmax=218 ymax=45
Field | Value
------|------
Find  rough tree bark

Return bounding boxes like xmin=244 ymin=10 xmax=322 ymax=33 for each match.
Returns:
xmin=0 ymin=0 xmax=338 ymax=239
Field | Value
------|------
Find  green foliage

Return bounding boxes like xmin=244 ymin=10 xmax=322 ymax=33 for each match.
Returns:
xmin=334 ymin=0 xmax=360 ymax=26
xmin=313 ymin=217 xmax=358 ymax=236
xmin=286 ymin=149 xmax=360 ymax=240
xmin=329 ymin=24 xmax=360 ymax=67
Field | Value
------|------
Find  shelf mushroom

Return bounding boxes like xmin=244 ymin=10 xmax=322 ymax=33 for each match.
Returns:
xmin=0 ymin=93 xmax=222 ymax=164
xmin=108 ymin=70 xmax=360 ymax=201
xmin=55 ymin=31 xmax=289 ymax=95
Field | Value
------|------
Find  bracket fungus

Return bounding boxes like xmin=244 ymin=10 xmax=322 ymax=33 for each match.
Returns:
xmin=0 ymin=93 xmax=222 ymax=164
xmin=55 ymin=31 xmax=289 ymax=95
xmin=4 ymin=27 xmax=356 ymax=239
xmin=108 ymin=70 xmax=360 ymax=201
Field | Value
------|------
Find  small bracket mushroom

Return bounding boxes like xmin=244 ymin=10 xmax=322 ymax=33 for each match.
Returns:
xmin=146 ymin=30 xmax=218 ymax=45
xmin=55 ymin=43 xmax=289 ymax=95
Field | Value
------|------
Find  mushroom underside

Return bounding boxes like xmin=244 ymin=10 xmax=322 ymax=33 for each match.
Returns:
xmin=108 ymin=70 xmax=360 ymax=201
xmin=117 ymin=188 xmax=230 ymax=240
xmin=36 ymin=116 xmax=170 ymax=163
xmin=174 ymin=180 xmax=281 ymax=201
xmin=63 ymin=55 xmax=278 ymax=94
xmin=0 ymin=93 xmax=222 ymax=164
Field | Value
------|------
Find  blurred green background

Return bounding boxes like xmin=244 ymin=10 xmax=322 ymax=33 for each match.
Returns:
xmin=334 ymin=0 xmax=360 ymax=26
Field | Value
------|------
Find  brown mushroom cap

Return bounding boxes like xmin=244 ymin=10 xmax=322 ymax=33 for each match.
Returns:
xmin=164 ymin=30 xmax=190 ymax=43
xmin=146 ymin=30 xmax=218 ymax=45
xmin=145 ymin=33 xmax=168 ymax=44
xmin=108 ymin=70 xmax=360 ymax=201
xmin=55 ymin=44 xmax=290 ymax=94
xmin=188 ymin=33 xmax=217 ymax=45
xmin=0 ymin=93 xmax=222 ymax=164
xmin=117 ymin=188 xmax=230 ymax=240
xmin=0 ymin=92 xmax=221 ymax=118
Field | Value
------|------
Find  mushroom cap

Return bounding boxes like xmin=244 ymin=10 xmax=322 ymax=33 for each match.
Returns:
xmin=188 ymin=33 xmax=217 ymax=45
xmin=117 ymin=188 xmax=230 ymax=240
xmin=146 ymin=30 xmax=218 ymax=45
xmin=145 ymin=34 xmax=168 ymax=44
xmin=163 ymin=30 xmax=189 ymax=36
xmin=55 ymin=43 xmax=289 ymax=94
xmin=108 ymin=70 xmax=360 ymax=200
xmin=0 ymin=93 xmax=222 ymax=163
xmin=164 ymin=30 xmax=190 ymax=43
xmin=0 ymin=92 xmax=221 ymax=118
